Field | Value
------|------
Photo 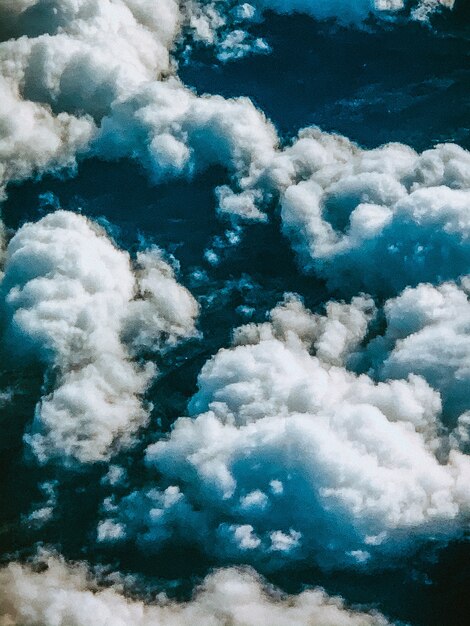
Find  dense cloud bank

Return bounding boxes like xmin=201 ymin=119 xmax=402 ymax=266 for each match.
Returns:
xmin=99 ymin=294 xmax=470 ymax=569
xmin=0 ymin=210 xmax=198 ymax=465
xmin=0 ymin=552 xmax=393 ymax=626
xmin=0 ymin=1 xmax=468 ymax=624
xmin=0 ymin=0 xmax=459 ymax=202
xmin=0 ymin=0 xmax=180 ymax=196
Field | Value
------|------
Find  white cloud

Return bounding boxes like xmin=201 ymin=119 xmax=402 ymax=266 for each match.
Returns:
xmin=100 ymin=295 xmax=470 ymax=569
xmin=0 ymin=0 xmax=181 ymax=196
xmin=0 ymin=210 xmax=198 ymax=465
xmin=93 ymin=76 xmax=278 ymax=187
xmin=0 ymin=0 xmax=460 ymax=230
xmin=256 ymin=133 xmax=470 ymax=297
xmin=357 ymin=279 xmax=470 ymax=423
xmin=0 ymin=74 xmax=94 ymax=200
xmin=0 ymin=552 xmax=394 ymax=626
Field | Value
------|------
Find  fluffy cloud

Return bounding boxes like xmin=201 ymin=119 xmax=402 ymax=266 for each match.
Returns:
xmin=93 ymin=77 xmax=277 ymax=185
xmin=1 ymin=0 xmax=458 ymax=209
xmin=0 ymin=74 xmax=94 ymax=200
xmin=0 ymin=0 xmax=279 ymax=206
xmin=0 ymin=210 xmax=198 ymax=465
xmin=0 ymin=0 xmax=181 ymax=196
xmin=99 ymin=295 xmax=470 ymax=569
xmin=123 ymin=247 xmax=200 ymax=354
xmin=0 ymin=0 xmax=460 ymax=237
xmin=0 ymin=0 xmax=179 ymax=113
xmin=248 ymin=132 xmax=470 ymax=297
xmin=0 ymin=552 xmax=393 ymax=626
xmin=355 ymin=279 xmax=470 ymax=423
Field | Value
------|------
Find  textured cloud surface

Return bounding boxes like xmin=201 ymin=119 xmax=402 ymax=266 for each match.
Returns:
xmin=279 ymin=138 xmax=470 ymax=296
xmin=0 ymin=1 xmax=468 ymax=624
xmin=0 ymin=0 xmax=180 ymax=195
xmin=0 ymin=552 xmax=393 ymax=626
xmin=216 ymin=130 xmax=470 ymax=297
xmin=0 ymin=211 xmax=197 ymax=465
xmin=0 ymin=0 xmax=279 ymax=203
xmin=357 ymin=279 xmax=470 ymax=423
xmin=0 ymin=0 xmax=458 ymax=204
xmin=100 ymin=295 xmax=470 ymax=569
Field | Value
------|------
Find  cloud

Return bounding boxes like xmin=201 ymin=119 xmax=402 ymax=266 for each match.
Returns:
xmin=229 ymin=130 xmax=470 ymax=297
xmin=92 ymin=76 xmax=277 ymax=186
xmin=185 ymin=0 xmax=455 ymax=41
xmin=0 ymin=0 xmax=181 ymax=197
xmin=181 ymin=0 xmax=456 ymax=61
xmin=0 ymin=210 xmax=198 ymax=465
xmin=0 ymin=0 xmax=280 ymax=209
xmin=99 ymin=295 xmax=470 ymax=569
xmin=257 ymin=0 xmax=455 ymax=22
xmin=0 ymin=74 xmax=94 ymax=200
xmin=0 ymin=0 xmax=460 ymax=237
xmin=0 ymin=551 xmax=394 ymax=626
xmin=355 ymin=279 xmax=470 ymax=423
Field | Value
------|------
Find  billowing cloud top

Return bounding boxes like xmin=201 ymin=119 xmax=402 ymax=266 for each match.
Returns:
xmin=217 ymin=131 xmax=470 ymax=297
xmin=99 ymin=295 xmax=470 ymax=569
xmin=1 ymin=210 xmax=198 ymax=465
xmin=0 ymin=0 xmax=467 ymax=624
xmin=0 ymin=552 xmax=393 ymax=626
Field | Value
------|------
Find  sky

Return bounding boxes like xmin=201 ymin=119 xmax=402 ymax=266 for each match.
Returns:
xmin=0 ymin=2 xmax=469 ymax=626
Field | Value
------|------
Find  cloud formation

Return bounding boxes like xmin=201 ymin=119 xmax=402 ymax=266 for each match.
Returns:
xmin=355 ymin=279 xmax=470 ymax=424
xmin=0 ymin=552 xmax=393 ymax=626
xmin=0 ymin=0 xmax=180 ymax=196
xmin=0 ymin=0 xmax=279 ymax=206
xmin=93 ymin=77 xmax=277 ymax=186
xmin=224 ymin=130 xmax=470 ymax=297
xmin=99 ymin=295 xmax=470 ymax=569
xmin=0 ymin=210 xmax=198 ymax=465
xmin=0 ymin=0 xmax=462 ymax=257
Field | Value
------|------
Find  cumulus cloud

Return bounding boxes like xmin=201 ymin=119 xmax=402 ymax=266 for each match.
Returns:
xmin=0 ymin=0 xmax=280 ymax=205
xmin=0 ymin=210 xmax=198 ymax=465
xmin=0 ymin=0 xmax=181 ymax=197
xmin=93 ymin=77 xmax=278 ymax=186
xmin=0 ymin=0 xmax=179 ymax=113
xmin=99 ymin=295 xmax=470 ymax=569
xmin=355 ymin=279 xmax=470 ymax=423
xmin=0 ymin=552 xmax=394 ymax=626
xmin=0 ymin=74 xmax=94 ymax=200
xmin=227 ymin=130 xmax=470 ymax=297
xmin=122 ymin=247 xmax=200 ymax=355
xmin=0 ymin=2 xmax=467 ymax=622
xmin=0 ymin=0 xmax=460 ymax=240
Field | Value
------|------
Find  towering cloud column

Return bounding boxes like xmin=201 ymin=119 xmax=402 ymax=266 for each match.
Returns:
xmin=0 ymin=210 xmax=198 ymax=465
